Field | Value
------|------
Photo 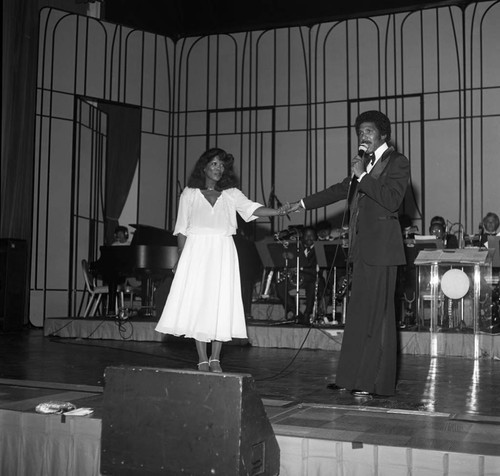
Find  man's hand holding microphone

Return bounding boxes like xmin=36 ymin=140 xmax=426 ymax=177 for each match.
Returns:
xmin=351 ymin=143 xmax=368 ymax=179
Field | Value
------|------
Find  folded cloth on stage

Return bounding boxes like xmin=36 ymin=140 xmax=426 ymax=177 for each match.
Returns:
xmin=35 ymin=401 xmax=76 ymax=414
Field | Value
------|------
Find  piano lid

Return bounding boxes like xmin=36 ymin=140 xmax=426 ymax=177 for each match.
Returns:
xmin=129 ymin=224 xmax=177 ymax=246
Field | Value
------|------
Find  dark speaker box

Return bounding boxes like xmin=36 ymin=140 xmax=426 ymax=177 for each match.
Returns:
xmin=100 ymin=366 xmax=280 ymax=476
xmin=0 ymin=239 xmax=28 ymax=331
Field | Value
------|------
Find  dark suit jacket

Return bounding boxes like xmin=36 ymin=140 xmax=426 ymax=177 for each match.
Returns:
xmin=298 ymin=244 xmax=318 ymax=282
xmin=302 ymin=146 xmax=409 ymax=266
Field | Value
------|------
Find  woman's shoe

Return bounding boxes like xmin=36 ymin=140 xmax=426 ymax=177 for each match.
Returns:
xmin=209 ymin=359 xmax=222 ymax=373
xmin=197 ymin=361 xmax=210 ymax=372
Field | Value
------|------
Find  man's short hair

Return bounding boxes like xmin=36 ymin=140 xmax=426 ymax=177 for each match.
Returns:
xmin=430 ymin=216 xmax=446 ymax=227
xmin=355 ymin=110 xmax=391 ymax=142
xmin=114 ymin=225 xmax=128 ymax=235
xmin=483 ymin=212 xmax=500 ymax=228
xmin=429 ymin=216 xmax=446 ymax=234
xmin=303 ymin=226 xmax=318 ymax=239
xmin=315 ymin=220 xmax=331 ymax=232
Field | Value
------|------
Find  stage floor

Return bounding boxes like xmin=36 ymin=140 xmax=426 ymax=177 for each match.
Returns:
xmin=1 ymin=327 xmax=500 ymax=474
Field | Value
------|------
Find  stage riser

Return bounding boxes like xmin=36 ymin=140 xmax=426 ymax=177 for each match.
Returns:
xmin=2 ymin=409 xmax=498 ymax=476
xmin=0 ymin=409 xmax=101 ymax=476
xmin=277 ymin=435 xmax=500 ymax=476
xmin=44 ymin=318 xmax=500 ymax=359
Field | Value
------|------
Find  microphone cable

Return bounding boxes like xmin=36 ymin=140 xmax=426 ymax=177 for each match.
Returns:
xmin=257 ymin=171 xmax=356 ymax=382
xmin=314 ymin=144 xmax=370 ymax=321
xmin=312 ymin=171 xmax=355 ymax=325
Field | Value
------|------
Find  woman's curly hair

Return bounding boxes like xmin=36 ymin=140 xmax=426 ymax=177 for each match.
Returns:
xmin=187 ymin=147 xmax=239 ymax=191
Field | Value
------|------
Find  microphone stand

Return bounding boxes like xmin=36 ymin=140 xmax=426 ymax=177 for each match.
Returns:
xmin=283 ymin=241 xmax=291 ymax=319
xmin=294 ymin=233 xmax=301 ymax=319
xmin=270 ymin=228 xmax=300 ymax=325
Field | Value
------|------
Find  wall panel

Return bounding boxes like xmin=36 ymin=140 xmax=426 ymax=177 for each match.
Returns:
xmin=32 ymin=1 xmax=500 ymax=322
xmin=184 ymin=39 xmax=209 ymax=111
xmin=122 ymin=30 xmax=146 ymax=106
xmin=424 ymin=119 xmax=462 ymax=224
xmin=481 ymin=117 xmax=500 ymax=214
xmin=83 ymin=18 xmax=108 ymax=99
xmin=51 ymin=16 xmax=78 ymax=94
xmin=138 ymin=134 xmax=169 ymax=229
xmin=320 ymin=23 xmax=348 ymax=104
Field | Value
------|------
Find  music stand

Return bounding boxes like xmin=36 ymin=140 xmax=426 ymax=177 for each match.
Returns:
xmin=402 ymin=237 xmax=443 ymax=329
xmin=255 ymin=237 xmax=300 ymax=322
xmin=487 ymin=236 xmax=500 ymax=267
xmin=266 ymin=242 xmax=297 ymax=268
xmin=255 ymin=238 xmax=298 ymax=267
xmin=314 ymin=240 xmax=348 ymax=269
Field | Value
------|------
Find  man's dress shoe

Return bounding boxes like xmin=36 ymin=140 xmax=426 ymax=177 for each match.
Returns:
xmin=351 ymin=389 xmax=372 ymax=397
xmin=326 ymin=383 xmax=347 ymax=391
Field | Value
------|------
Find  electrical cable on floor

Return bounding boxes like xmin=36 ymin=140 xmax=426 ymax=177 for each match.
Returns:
xmin=48 ymin=313 xmax=131 ymax=340
xmin=114 ymin=318 xmax=134 ymax=340
xmin=256 ymin=190 xmax=353 ymax=382
xmin=48 ymin=336 xmax=196 ymax=366
xmin=255 ymin=325 xmax=315 ymax=382
xmin=47 ymin=318 xmax=80 ymax=337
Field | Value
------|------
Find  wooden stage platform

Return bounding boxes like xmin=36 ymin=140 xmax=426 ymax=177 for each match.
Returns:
xmin=1 ymin=320 xmax=500 ymax=475
xmin=2 ymin=380 xmax=499 ymax=476
xmin=44 ymin=314 xmax=500 ymax=360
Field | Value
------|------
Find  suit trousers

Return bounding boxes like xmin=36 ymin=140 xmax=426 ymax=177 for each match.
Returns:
xmin=335 ymin=251 xmax=398 ymax=395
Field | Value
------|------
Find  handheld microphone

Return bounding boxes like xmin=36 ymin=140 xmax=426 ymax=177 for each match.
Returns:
xmin=351 ymin=144 xmax=368 ymax=179
xmin=358 ymin=143 xmax=368 ymax=158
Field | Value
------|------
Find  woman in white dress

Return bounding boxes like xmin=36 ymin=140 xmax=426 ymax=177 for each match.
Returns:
xmin=155 ymin=148 xmax=290 ymax=372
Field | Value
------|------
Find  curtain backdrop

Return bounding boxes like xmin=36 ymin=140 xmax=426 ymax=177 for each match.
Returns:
xmin=98 ymin=103 xmax=141 ymax=244
xmin=1 ymin=0 xmax=39 ymax=241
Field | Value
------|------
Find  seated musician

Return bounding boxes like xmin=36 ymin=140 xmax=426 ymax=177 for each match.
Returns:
xmin=316 ymin=220 xmax=333 ymax=241
xmin=429 ymin=216 xmax=458 ymax=249
xmin=109 ymin=225 xmax=141 ymax=288
xmin=90 ymin=224 xmax=141 ymax=315
xmin=111 ymin=225 xmax=130 ymax=246
xmin=118 ymin=229 xmax=145 ymax=305
xmin=316 ymin=219 xmax=343 ymax=241
xmin=275 ymin=226 xmax=325 ymax=325
xmin=478 ymin=212 xmax=500 ymax=246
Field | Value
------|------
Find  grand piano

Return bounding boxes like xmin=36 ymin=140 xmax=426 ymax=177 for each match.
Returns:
xmin=91 ymin=224 xmax=178 ymax=317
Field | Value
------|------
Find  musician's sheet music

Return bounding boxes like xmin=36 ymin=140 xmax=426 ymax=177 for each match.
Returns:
xmin=414 ymin=248 xmax=491 ymax=265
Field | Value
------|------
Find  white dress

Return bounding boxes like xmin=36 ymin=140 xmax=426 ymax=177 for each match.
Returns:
xmin=155 ymin=187 xmax=263 ymax=342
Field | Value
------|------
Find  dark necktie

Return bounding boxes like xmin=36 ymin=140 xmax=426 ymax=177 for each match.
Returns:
xmin=368 ymin=153 xmax=375 ymax=165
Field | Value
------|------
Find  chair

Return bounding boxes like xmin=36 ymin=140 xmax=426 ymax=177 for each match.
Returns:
xmin=81 ymin=259 xmax=110 ymax=317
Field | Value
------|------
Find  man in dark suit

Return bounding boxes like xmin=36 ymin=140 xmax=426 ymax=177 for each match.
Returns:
xmin=289 ymin=110 xmax=409 ymax=396
xmin=275 ymin=226 xmax=325 ymax=324
xmin=428 ymin=215 xmax=459 ymax=249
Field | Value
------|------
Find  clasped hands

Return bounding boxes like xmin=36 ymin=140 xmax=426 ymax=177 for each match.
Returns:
xmin=276 ymin=201 xmax=303 ymax=215
xmin=275 ymin=152 xmax=366 ymax=216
